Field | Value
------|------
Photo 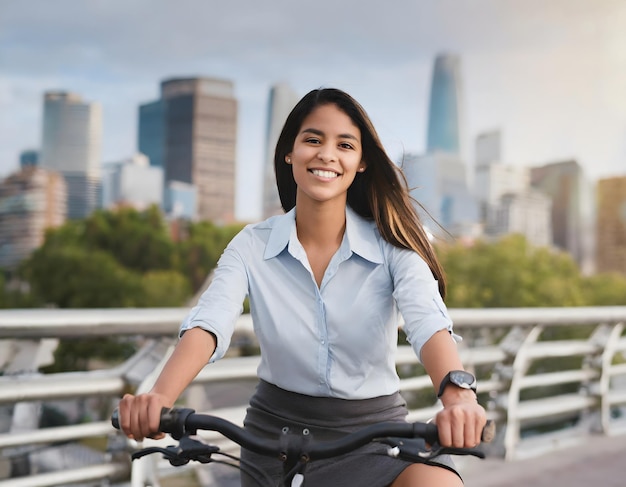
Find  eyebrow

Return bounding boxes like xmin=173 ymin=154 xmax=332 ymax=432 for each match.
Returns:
xmin=301 ymin=127 xmax=360 ymax=141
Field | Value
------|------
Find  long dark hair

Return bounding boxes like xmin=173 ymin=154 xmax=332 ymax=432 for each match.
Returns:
xmin=274 ymin=88 xmax=447 ymax=298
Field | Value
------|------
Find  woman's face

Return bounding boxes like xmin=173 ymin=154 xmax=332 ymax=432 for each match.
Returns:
xmin=286 ymin=104 xmax=366 ymax=208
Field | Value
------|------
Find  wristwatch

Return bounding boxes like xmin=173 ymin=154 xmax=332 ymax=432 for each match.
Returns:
xmin=437 ymin=370 xmax=477 ymax=398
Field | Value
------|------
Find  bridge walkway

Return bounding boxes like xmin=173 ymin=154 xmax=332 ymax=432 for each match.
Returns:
xmin=460 ymin=433 xmax=626 ymax=487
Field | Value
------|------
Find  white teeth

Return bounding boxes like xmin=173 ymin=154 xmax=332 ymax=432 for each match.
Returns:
xmin=311 ymin=169 xmax=339 ymax=178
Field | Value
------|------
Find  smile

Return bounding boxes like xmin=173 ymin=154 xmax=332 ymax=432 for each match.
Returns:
xmin=310 ymin=169 xmax=340 ymax=178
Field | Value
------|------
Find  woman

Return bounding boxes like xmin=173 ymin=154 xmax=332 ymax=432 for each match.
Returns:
xmin=118 ymin=88 xmax=486 ymax=486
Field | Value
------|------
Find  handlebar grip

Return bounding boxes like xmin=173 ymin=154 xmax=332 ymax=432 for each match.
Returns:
xmin=111 ymin=407 xmax=196 ymax=440
xmin=481 ymin=420 xmax=496 ymax=443
xmin=111 ymin=409 xmax=120 ymax=429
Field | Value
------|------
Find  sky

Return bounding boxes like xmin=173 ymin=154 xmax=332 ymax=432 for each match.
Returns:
xmin=1 ymin=0 xmax=625 ymax=221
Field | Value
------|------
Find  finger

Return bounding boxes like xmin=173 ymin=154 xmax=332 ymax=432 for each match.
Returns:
xmin=435 ymin=412 xmax=452 ymax=447
xmin=463 ymin=415 xmax=477 ymax=448
xmin=147 ymin=398 xmax=165 ymax=438
xmin=118 ymin=394 xmax=134 ymax=438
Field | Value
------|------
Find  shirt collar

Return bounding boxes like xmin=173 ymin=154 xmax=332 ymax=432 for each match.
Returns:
xmin=263 ymin=206 xmax=383 ymax=264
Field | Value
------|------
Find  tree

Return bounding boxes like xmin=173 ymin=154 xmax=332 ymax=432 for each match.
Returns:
xmin=22 ymin=244 xmax=143 ymax=308
xmin=437 ymin=234 xmax=585 ymax=308
xmin=176 ymin=221 xmax=244 ymax=292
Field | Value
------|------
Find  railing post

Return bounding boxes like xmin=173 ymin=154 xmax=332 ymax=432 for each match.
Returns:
xmin=499 ymin=325 xmax=543 ymax=461
xmin=598 ymin=323 xmax=624 ymax=434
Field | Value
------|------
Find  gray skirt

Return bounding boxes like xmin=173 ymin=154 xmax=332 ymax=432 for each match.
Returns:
xmin=240 ymin=380 xmax=460 ymax=487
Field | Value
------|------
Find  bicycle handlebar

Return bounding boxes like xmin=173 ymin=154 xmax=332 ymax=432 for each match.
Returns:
xmin=111 ymin=407 xmax=495 ymax=461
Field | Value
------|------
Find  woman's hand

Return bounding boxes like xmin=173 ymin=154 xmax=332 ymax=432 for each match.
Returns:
xmin=117 ymin=392 xmax=173 ymax=442
xmin=435 ymin=388 xmax=487 ymax=448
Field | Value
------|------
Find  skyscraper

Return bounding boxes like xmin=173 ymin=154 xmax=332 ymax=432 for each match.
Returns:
xmin=530 ymin=160 xmax=596 ymax=274
xmin=426 ymin=53 xmax=464 ymax=155
xmin=101 ymin=153 xmax=164 ymax=210
xmin=262 ymin=83 xmax=300 ymax=219
xmin=0 ymin=167 xmax=66 ymax=269
xmin=40 ymin=91 xmax=102 ymax=219
xmin=402 ymin=152 xmax=479 ymax=240
xmin=138 ymin=77 xmax=237 ymax=223
xmin=596 ymin=176 xmax=626 ymax=275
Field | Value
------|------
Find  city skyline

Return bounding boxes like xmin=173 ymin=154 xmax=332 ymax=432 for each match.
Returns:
xmin=1 ymin=0 xmax=625 ymax=221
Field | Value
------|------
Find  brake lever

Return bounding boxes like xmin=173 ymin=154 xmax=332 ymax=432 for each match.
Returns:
xmin=130 ymin=436 xmax=220 ymax=466
xmin=379 ymin=437 xmax=486 ymax=461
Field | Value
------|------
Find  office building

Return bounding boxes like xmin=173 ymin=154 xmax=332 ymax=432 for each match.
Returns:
xmin=138 ymin=77 xmax=237 ymax=223
xmin=19 ymin=150 xmax=39 ymax=168
xmin=164 ymin=181 xmax=197 ymax=220
xmin=40 ymin=91 xmax=102 ymax=219
xmin=426 ymin=53 xmax=464 ymax=155
xmin=485 ymin=190 xmax=552 ymax=248
xmin=530 ymin=160 xmax=596 ymax=274
xmin=262 ymin=83 xmax=300 ymax=219
xmin=101 ymin=153 xmax=164 ymax=210
xmin=596 ymin=176 xmax=626 ymax=275
xmin=475 ymin=130 xmax=502 ymax=167
xmin=403 ymin=152 xmax=479 ymax=240
xmin=475 ymin=163 xmax=530 ymax=219
xmin=0 ymin=167 xmax=66 ymax=269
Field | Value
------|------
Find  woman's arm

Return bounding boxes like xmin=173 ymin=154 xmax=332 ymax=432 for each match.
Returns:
xmin=420 ymin=329 xmax=486 ymax=448
xmin=118 ymin=328 xmax=216 ymax=441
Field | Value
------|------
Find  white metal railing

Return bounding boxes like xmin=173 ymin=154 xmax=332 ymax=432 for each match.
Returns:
xmin=0 ymin=307 xmax=625 ymax=486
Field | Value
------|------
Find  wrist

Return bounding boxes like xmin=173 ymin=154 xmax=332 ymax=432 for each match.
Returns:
xmin=437 ymin=370 xmax=477 ymax=398
xmin=439 ymin=387 xmax=478 ymax=407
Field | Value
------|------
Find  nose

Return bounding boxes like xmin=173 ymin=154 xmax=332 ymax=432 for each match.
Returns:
xmin=317 ymin=147 xmax=336 ymax=163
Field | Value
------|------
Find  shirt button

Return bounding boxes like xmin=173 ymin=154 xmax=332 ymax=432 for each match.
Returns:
xmin=321 ymin=340 xmax=325 ymax=344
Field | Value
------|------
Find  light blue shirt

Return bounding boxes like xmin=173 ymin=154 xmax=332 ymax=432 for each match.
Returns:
xmin=180 ymin=206 xmax=458 ymax=399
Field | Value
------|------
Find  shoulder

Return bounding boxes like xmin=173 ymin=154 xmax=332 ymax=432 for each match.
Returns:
xmin=226 ymin=213 xmax=288 ymax=254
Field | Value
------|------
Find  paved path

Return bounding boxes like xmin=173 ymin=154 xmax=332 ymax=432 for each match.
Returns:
xmin=459 ymin=434 xmax=626 ymax=487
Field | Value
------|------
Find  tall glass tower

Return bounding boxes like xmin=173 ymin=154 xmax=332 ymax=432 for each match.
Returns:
xmin=138 ymin=77 xmax=238 ymax=223
xmin=426 ymin=54 xmax=464 ymax=154
xmin=40 ymin=91 xmax=102 ymax=219
xmin=262 ymin=83 xmax=299 ymax=219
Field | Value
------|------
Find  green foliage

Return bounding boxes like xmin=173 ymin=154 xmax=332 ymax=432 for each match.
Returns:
xmin=82 ymin=205 xmax=176 ymax=272
xmin=437 ymin=234 xmax=586 ymax=308
xmin=139 ymin=270 xmax=192 ymax=307
xmin=176 ymin=221 xmax=244 ymax=291
xmin=22 ymin=244 xmax=143 ymax=307
xmin=42 ymin=337 xmax=137 ymax=373
xmin=581 ymin=273 xmax=626 ymax=305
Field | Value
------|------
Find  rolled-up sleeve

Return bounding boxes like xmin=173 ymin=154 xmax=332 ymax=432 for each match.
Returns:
xmin=179 ymin=236 xmax=249 ymax=363
xmin=389 ymin=246 xmax=460 ymax=362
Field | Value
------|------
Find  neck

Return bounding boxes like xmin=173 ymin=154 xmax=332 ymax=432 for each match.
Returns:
xmin=295 ymin=198 xmax=347 ymax=247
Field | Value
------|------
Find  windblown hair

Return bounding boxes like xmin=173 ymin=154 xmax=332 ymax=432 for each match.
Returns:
xmin=274 ymin=88 xmax=447 ymax=298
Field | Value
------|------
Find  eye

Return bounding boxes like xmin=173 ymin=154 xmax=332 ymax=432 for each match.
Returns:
xmin=339 ymin=142 xmax=354 ymax=150
xmin=305 ymin=137 xmax=321 ymax=144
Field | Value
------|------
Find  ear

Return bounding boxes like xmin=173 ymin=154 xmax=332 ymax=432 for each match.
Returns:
xmin=358 ymin=161 xmax=367 ymax=172
xmin=285 ymin=153 xmax=292 ymax=164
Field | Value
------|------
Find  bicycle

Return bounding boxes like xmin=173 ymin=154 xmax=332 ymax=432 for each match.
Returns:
xmin=112 ymin=407 xmax=495 ymax=487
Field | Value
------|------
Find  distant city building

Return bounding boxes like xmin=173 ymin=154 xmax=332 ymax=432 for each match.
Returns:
xmin=0 ymin=167 xmax=67 ymax=269
xmin=596 ymin=176 xmax=626 ymax=275
xmin=475 ymin=130 xmax=502 ymax=167
xmin=138 ymin=99 xmax=165 ymax=169
xmin=485 ymin=190 xmax=553 ymax=248
xmin=426 ymin=53 xmax=464 ymax=155
xmin=101 ymin=153 xmax=164 ymax=210
xmin=474 ymin=162 xmax=530 ymax=219
xmin=138 ymin=77 xmax=237 ymax=223
xmin=40 ymin=91 xmax=102 ymax=220
xmin=262 ymin=83 xmax=300 ymax=219
xmin=530 ymin=160 xmax=596 ymax=274
xmin=164 ymin=180 xmax=197 ymax=220
xmin=19 ymin=150 xmax=39 ymax=168
xmin=403 ymin=152 xmax=479 ymax=240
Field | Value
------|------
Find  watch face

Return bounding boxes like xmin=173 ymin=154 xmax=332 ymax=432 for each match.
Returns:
xmin=450 ymin=370 xmax=475 ymax=388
